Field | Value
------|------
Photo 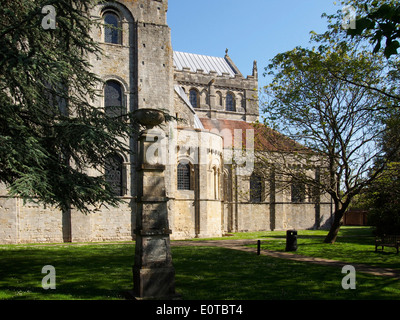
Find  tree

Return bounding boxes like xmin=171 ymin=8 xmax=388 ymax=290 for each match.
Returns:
xmin=262 ymin=43 xmax=398 ymax=243
xmin=367 ymin=162 xmax=400 ymax=235
xmin=344 ymin=0 xmax=400 ymax=58
xmin=319 ymin=0 xmax=400 ymax=236
xmin=365 ymin=109 xmax=400 ymax=235
xmin=312 ymin=1 xmax=400 ymax=109
xmin=0 ymin=0 xmax=137 ymax=213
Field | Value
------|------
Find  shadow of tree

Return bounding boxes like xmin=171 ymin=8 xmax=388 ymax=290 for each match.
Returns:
xmin=172 ymin=246 xmax=400 ymax=300
xmin=1 ymin=242 xmax=399 ymax=300
xmin=0 ymin=245 xmax=134 ymax=300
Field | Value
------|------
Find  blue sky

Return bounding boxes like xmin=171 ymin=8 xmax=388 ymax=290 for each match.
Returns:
xmin=168 ymin=0 xmax=342 ymax=88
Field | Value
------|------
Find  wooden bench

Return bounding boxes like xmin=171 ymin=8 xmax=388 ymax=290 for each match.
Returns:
xmin=375 ymin=235 xmax=400 ymax=254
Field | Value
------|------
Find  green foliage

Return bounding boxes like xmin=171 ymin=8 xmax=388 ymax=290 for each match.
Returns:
xmin=0 ymin=0 xmax=138 ymax=213
xmin=309 ymin=1 xmax=400 ymax=237
xmin=264 ymin=42 xmax=394 ymax=198
xmin=367 ymin=162 xmax=400 ymax=235
xmin=263 ymin=33 xmax=399 ymax=243
xmin=345 ymin=0 xmax=400 ymax=58
xmin=364 ymin=108 xmax=400 ymax=235
xmin=317 ymin=1 xmax=400 ymax=58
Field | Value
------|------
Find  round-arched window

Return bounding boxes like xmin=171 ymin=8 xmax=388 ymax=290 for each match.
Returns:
xmin=104 ymin=12 xmax=121 ymax=44
xmin=104 ymin=80 xmax=123 ymax=118
xmin=177 ymin=163 xmax=191 ymax=190
xmin=226 ymin=93 xmax=236 ymax=111
xmin=189 ymin=89 xmax=199 ymax=108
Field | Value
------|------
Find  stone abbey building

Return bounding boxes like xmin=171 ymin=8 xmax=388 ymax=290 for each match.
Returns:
xmin=0 ymin=0 xmax=332 ymax=243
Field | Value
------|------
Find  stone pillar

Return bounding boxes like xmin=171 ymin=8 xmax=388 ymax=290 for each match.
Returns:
xmin=132 ymin=109 xmax=179 ymax=300
xmin=208 ymin=79 xmax=216 ymax=109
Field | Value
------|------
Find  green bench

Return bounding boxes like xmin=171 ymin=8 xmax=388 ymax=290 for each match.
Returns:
xmin=375 ymin=235 xmax=400 ymax=254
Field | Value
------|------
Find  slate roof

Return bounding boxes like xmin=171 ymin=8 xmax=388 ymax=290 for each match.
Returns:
xmin=173 ymin=51 xmax=237 ymax=77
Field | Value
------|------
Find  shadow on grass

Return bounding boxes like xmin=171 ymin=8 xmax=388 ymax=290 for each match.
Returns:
xmin=256 ymin=232 xmax=400 ymax=270
xmin=0 ymin=285 xmax=122 ymax=300
xmin=1 ymin=238 xmax=399 ymax=300
xmin=0 ymin=245 xmax=134 ymax=300
xmin=172 ymin=246 xmax=400 ymax=300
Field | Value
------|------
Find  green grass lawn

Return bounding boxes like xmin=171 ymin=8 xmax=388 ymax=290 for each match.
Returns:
xmin=174 ymin=246 xmax=400 ymax=300
xmin=0 ymin=244 xmax=133 ymax=300
xmin=0 ymin=227 xmax=399 ymax=300
xmin=247 ymin=227 xmax=400 ymax=270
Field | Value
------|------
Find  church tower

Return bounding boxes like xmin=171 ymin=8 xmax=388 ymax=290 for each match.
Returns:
xmin=72 ymin=0 xmax=176 ymax=243
xmin=173 ymin=50 xmax=259 ymax=123
xmin=91 ymin=0 xmax=178 ymax=299
xmin=90 ymin=0 xmax=174 ymax=114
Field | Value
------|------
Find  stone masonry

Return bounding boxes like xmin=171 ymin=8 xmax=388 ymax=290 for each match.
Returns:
xmin=0 ymin=0 xmax=333 ymax=244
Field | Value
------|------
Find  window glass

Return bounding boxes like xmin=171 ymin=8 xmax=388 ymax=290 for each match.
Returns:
xmin=104 ymin=13 xmax=120 ymax=44
xmin=226 ymin=93 xmax=235 ymax=111
xmin=105 ymin=154 xmax=123 ymax=196
xmin=189 ymin=90 xmax=198 ymax=108
xmin=105 ymin=80 xmax=123 ymax=118
xmin=250 ymin=174 xmax=262 ymax=203
xmin=178 ymin=163 xmax=191 ymax=190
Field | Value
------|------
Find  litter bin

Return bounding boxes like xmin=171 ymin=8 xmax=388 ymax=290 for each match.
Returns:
xmin=285 ymin=230 xmax=297 ymax=252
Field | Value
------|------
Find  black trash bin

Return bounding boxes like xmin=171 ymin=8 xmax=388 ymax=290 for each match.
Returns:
xmin=285 ymin=230 xmax=297 ymax=251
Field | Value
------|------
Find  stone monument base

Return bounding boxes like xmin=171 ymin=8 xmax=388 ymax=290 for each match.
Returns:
xmin=133 ymin=266 xmax=178 ymax=299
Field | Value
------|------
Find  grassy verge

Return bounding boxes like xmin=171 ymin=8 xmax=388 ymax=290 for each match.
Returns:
xmin=0 ymin=244 xmax=133 ymax=300
xmin=183 ymin=227 xmax=400 ymax=270
xmin=174 ymin=246 xmax=400 ymax=300
xmin=0 ymin=227 xmax=399 ymax=300
xmin=242 ymin=227 xmax=400 ymax=270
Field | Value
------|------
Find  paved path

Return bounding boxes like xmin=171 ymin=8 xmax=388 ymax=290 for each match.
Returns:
xmin=172 ymin=239 xmax=400 ymax=279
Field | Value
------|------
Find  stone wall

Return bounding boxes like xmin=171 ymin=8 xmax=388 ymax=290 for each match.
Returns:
xmin=0 ymin=185 xmax=135 ymax=244
xmin=0 ymin=0 xmax=334 ymax=244
xmin=172 ymin=195 xmax=196 ymax=240
xmin=169 ymin=127 xmax=224 ymax=240
xmin=174 ymin=57 xmax=258 ymax=123
xmin=0 ymin=195 xmax=19 ymax=244
xmin=17 ymin=202 xmax=63 ymax=244
xmin=221 ymin=163 xmax=333 ymax=234
xmin=236 ymin=203 xmax=272 ymax=232
xmin=174 ymin=92 xmax=196 ymax=128
xmin=0 ymin=0 xmax=175 ymax=244
xmin=71 ymin=202 xmax=134 ymax=242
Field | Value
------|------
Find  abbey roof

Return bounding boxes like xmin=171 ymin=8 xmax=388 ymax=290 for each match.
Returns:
xmin=173 ymin=51 xmax=239 ymax=77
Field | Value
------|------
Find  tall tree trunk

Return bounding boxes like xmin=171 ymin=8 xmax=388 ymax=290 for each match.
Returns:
xmin=62 ymin=207 xmax=72 ymax=243
xmin=324 ymin=208 xmax=346 ymax=244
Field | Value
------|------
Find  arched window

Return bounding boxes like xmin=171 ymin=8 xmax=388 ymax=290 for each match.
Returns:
xmin=189 ymin=89 xmax=199 ymax=108
xmin=226 ymin=93 xmax=236 ymax=111
xmin=177 ymin=163 xmax=191 ymax=190
xmin=239 ymin=94 xmax=246 ymax=111
xmin=216 ymin=91 xmax=223 ymax=106
xmin=104 ymin=80 xmax=123 ymax=118
xmin=105 ymin=154 xmax=124 ymax=196
xmin=104 ymin=12 xmax=121 ymax=44
xmin=291 ymin=180 xmax=305 ymax=203
xmin=250 ymin=173 xmax=263 ymax=203
xmin=213 ymin=167 xmax=219 ymax=200
xmin=201 ymin=90 xmax=209 ymax=106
